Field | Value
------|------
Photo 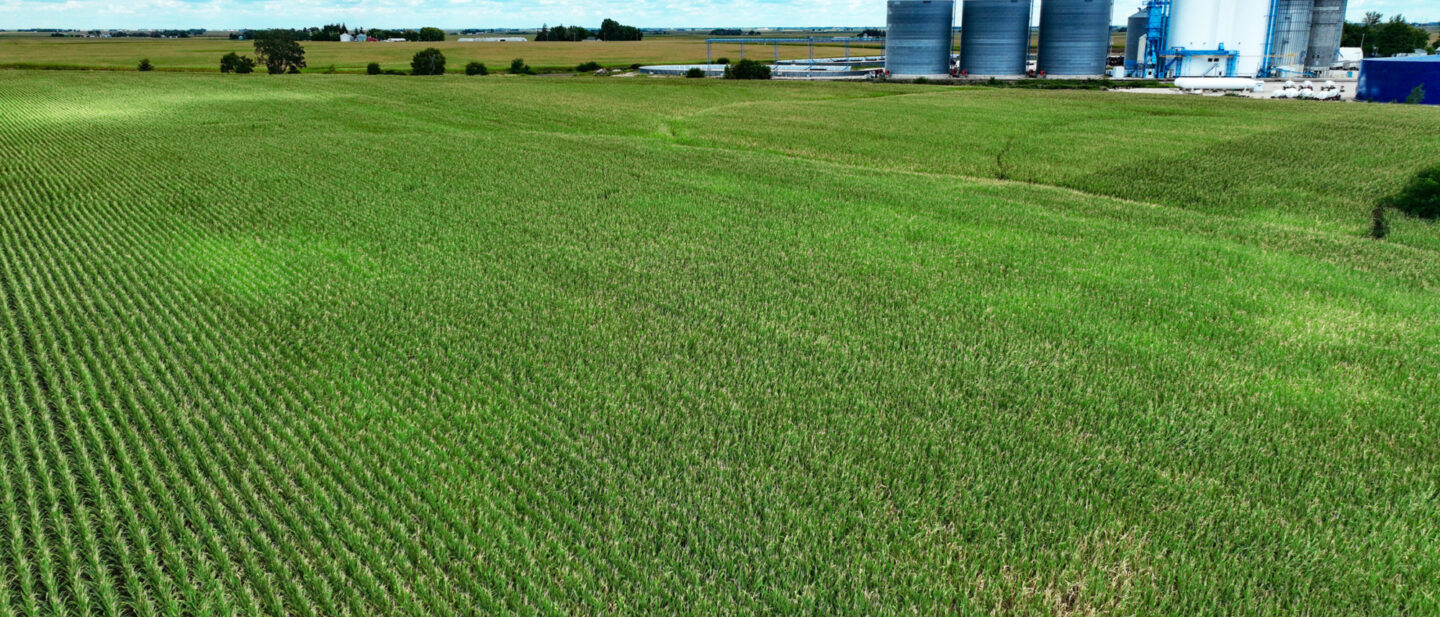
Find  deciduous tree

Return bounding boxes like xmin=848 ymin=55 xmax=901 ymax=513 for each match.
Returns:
xmin=253 ymin=33 xmax=307 ymax=74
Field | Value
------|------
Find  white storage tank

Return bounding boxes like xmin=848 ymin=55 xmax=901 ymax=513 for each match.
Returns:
xmin=1167 ymin=0 xmax=1272 ymax=77
xmin=1175 ymin=77 xmax=1264 ymax=91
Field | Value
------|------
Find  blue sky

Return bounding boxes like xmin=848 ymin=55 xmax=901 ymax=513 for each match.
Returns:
xmin=2 ymin=0 xmax=1435 ymax=31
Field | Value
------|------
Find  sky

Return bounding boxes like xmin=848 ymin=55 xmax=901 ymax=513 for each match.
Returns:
xmin=1 ymin=0 xmax=1436 ymax=32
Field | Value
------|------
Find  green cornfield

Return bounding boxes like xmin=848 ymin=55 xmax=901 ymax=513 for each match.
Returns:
xmin=1 ymin=70 xmax=1438 ymax=616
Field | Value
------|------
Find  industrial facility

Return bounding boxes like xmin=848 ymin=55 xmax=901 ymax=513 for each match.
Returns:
xmin=653 ymin=1 xmax=1357 ymax=82
xmin=880 ymin=0 xmax=1354 ymax=79
xmin=880 ymin=0 xmax=1351 ymax=80
xmin=1127 ymin=0 xmax=1351 ymax=78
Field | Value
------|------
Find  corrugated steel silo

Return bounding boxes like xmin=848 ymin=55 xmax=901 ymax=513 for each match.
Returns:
xmin=1304 ymin=0 xmax=1347 ymax=72
xmin=887 ymin=0 xmax=957 ymax=77
xmin=1036 ymin=0 xmax=1114 ymax=77
xmin=1267 ymin=0 xmax=1314 ymax=75
xmin=960 ymin=0 xmax=1034 ymax=77
xmin=1124 ymin=9 xmax=1148 ymax=68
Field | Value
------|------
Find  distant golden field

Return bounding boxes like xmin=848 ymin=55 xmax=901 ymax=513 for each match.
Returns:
xmin=0 ymin=34 xmax=879 ymax=72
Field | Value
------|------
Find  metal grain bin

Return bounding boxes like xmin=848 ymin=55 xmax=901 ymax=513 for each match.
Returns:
xmin=1267 ymin=0 xmax=1314 ymax=76
xmin=1304 ymin=0 xmax=1347 ymax=72
xmin=1037 ymin=0 xmax=1115 ymax=77
xmin=960 ymin=0 xmax=1034 ymax=77
xmin=887 ymin=0 xmax=957 ymax=78
xmin=1124 ymin=9 xmax=1148 ymax=70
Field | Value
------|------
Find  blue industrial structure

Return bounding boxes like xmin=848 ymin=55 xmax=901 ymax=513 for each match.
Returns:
xmin=1141 ymin=0 xmax=1171 ymax=77
xmin=1258 ymin=0 xmax=1279 ymax=76
xmin=1357 ymin=57 xmax=1440 ymax=105
xmin=1167 ymin=46 xmax=1240 ymax=78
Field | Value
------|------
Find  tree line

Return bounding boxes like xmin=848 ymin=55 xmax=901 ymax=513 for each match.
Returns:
xmin=98 ymin=29 xmax=206 ymax=38
xmin=229 ymin=25 xmax=445 ymax=42
xmin=366 ymin=27 xmax=446 ymax=42
xmin=1342 ymin=13 xmax=1436 ymax=58
xmin=535 ymin=19 xmax=642 ymax=42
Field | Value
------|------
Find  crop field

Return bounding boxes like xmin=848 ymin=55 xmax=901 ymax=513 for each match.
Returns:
xmin=0 ymin=35 xmax=873 ymax=73
xmin=1 ymin=70 xmax=1439 ymax=616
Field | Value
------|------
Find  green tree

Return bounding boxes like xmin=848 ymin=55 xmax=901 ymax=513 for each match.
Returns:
xmin=465 ymin=61 xmax=488 ymax=75
xmin=313 ymin=24 xmax=346 ymax=42
xmin=685 ymin=67 xmax=706 ymax=78
xmin=137 ymin=58 xmax=154 ymax=71
xmin=411 ymin=48 xmax=447 ymax=75
xmin=599 ymin=19 xmax=620 ymax=40
xmin=509 ymin=58 xmax=533 ymax=74
xmin=576 ymin=61 xmax=602 ymax=72
xmin=595 ymin=19 xmax=643 ymax=42
xmin=220 ymin=52 xmax=256 ymax=74
xmin=419 ymin=27 xmax=445 ymax=42
xmin=367 ymin=62 xmax=381 ymax=75
xmin=1370 ymin=205 xmax=1389 ymax=239
xmin=1346 ymin=14 xmax=1432 ymax=57
xmin=1405 ymin=84 xmax=1427 ymax=105
xmin=723 ymin=59 xmax=771 ymax=80
xmin=1381 ymin=166 xmax=1440 ymax=219
xmin=1375 ymin=16 xmax=1430 ymax=57
xmin=253 ymin=34 xmax=307 ymax=74
xmin=1341 ymin=22 xmax=1372 ymax=55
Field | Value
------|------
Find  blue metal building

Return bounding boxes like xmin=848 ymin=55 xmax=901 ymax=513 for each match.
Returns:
xmin=1357 ymin=57 xmax=1440 ymax=105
